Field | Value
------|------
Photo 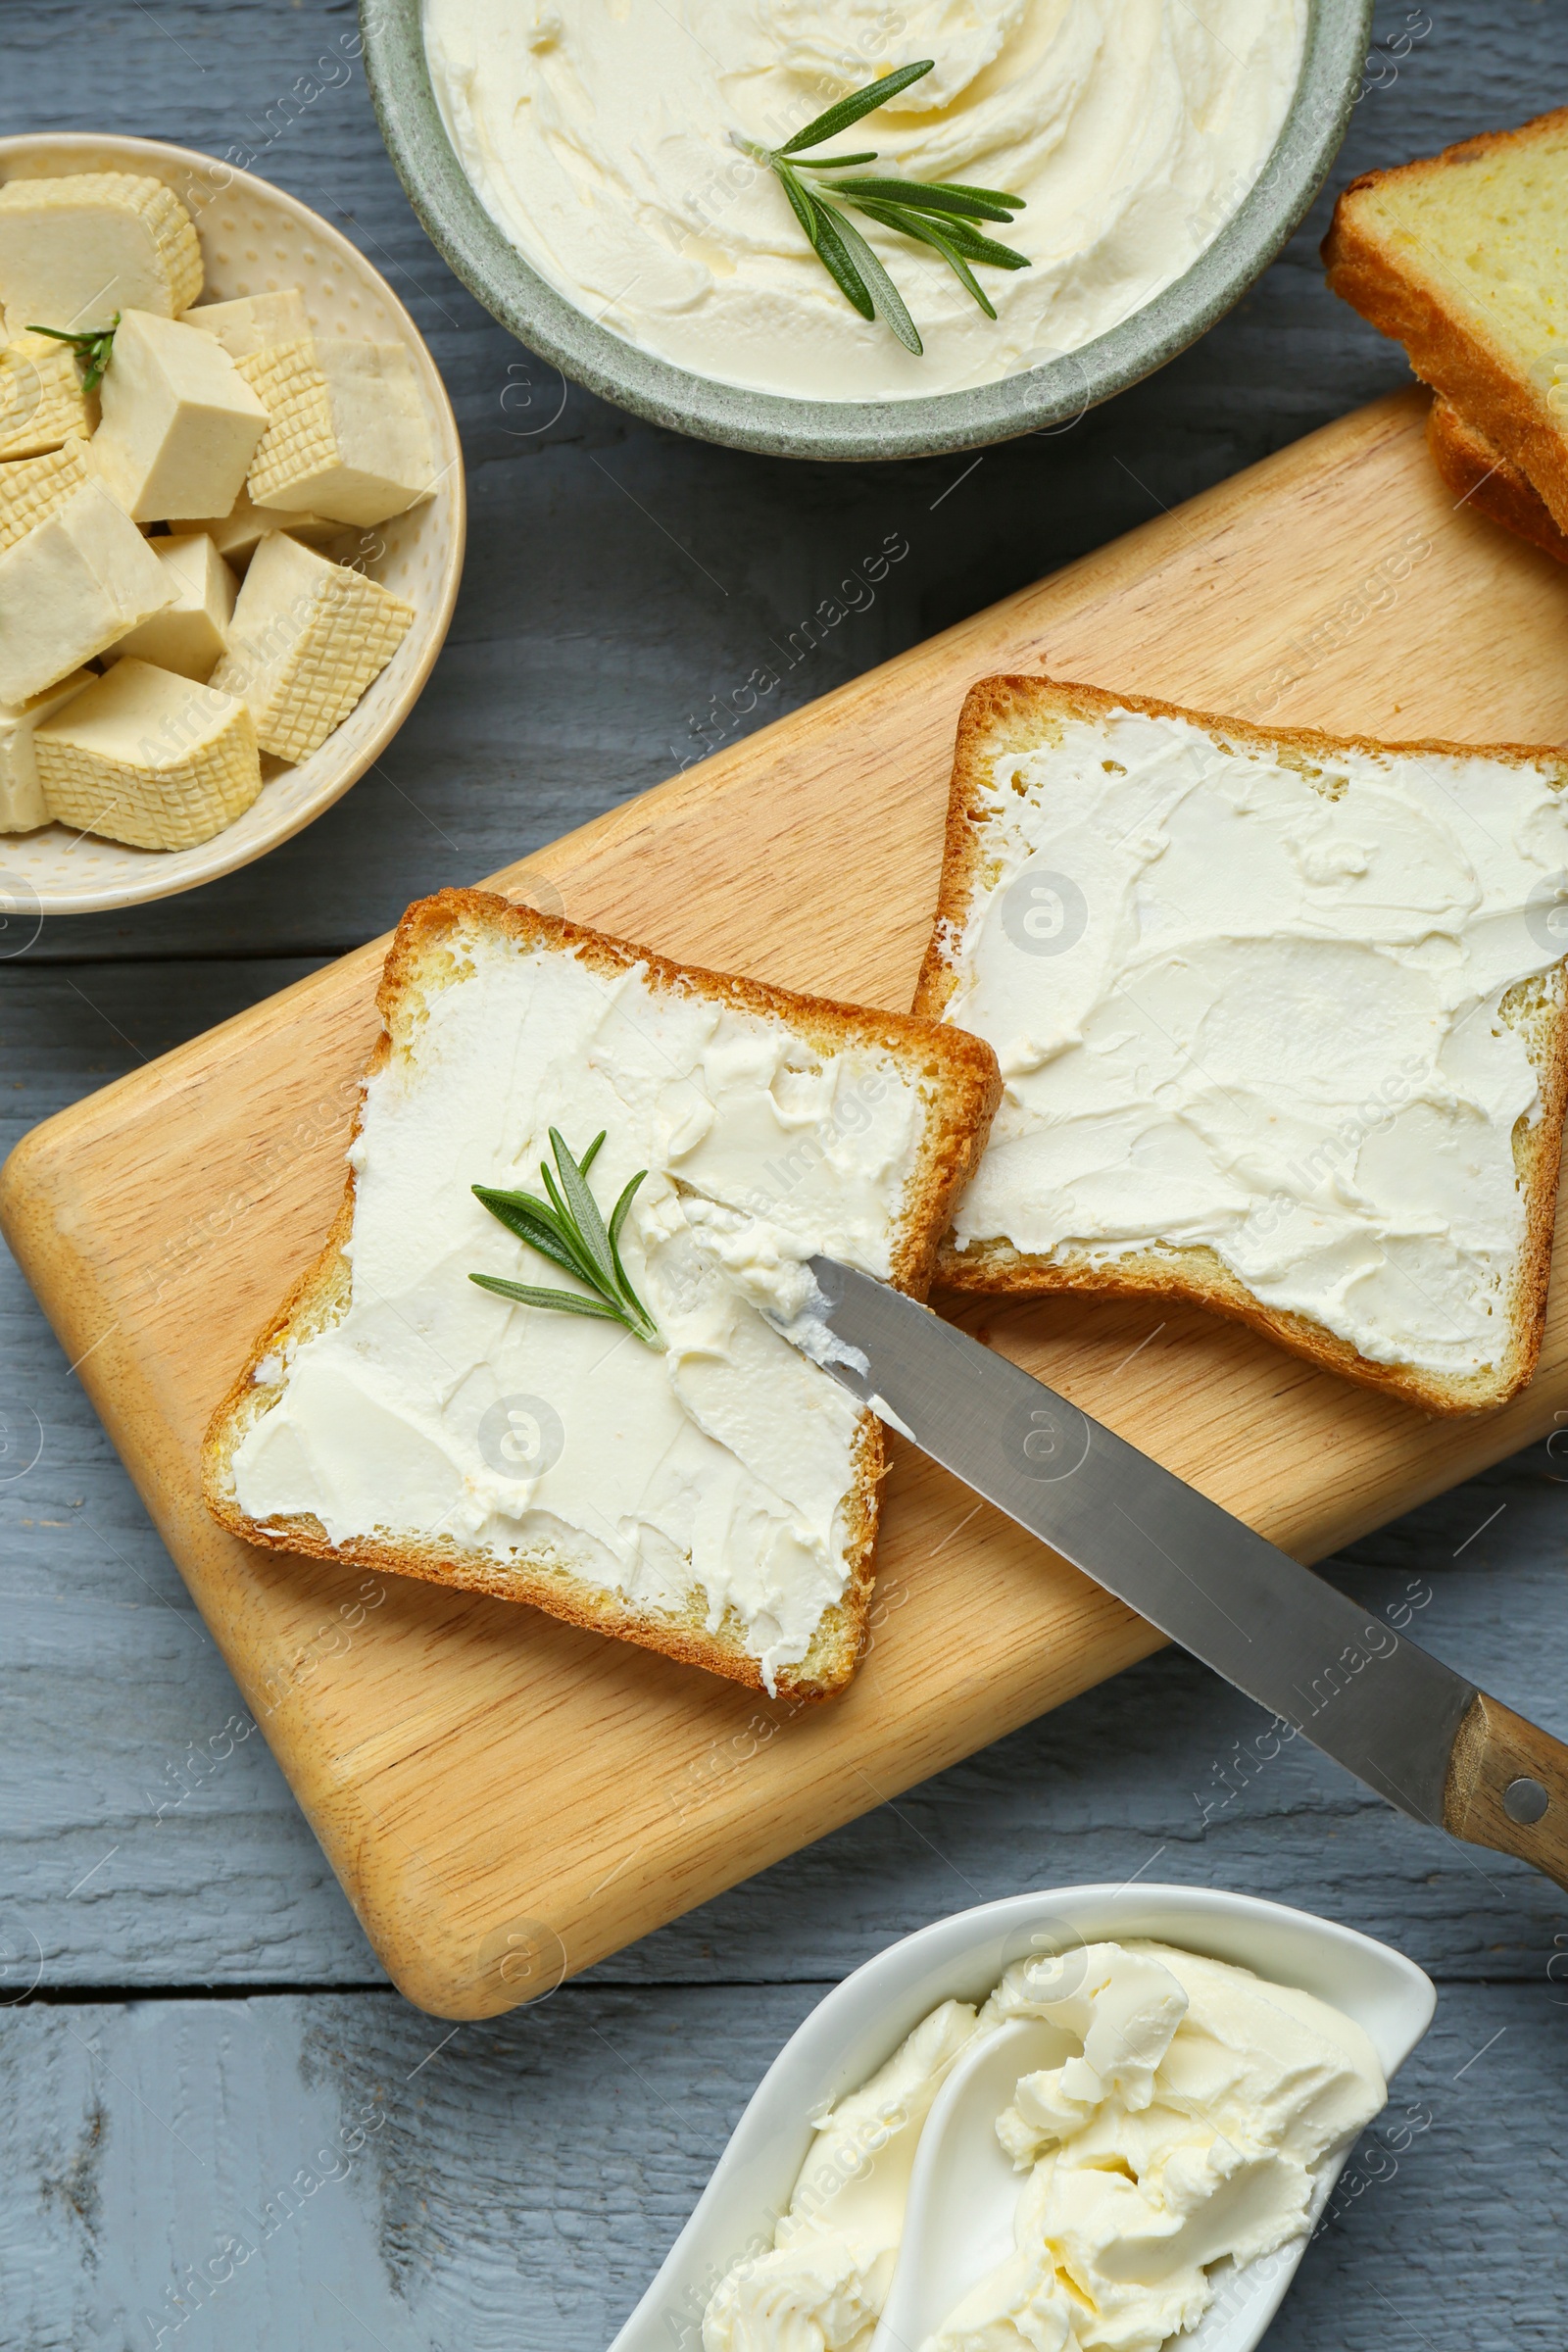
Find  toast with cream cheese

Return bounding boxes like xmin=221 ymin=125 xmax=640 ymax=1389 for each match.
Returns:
xmin=203 ymin=889 xmax=1000 ymax=1697
xmin=913 ymin=676 xmax=1568 ymax=1414
xmin=1323 ymin=109 xmax=1568 ymax=534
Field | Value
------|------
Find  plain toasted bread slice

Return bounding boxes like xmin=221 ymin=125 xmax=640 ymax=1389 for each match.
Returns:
xmin=1427 ymin=393 xmax=1568 ymax=564
xmin=1323 ymin=108 xmax=1568 ymax=531
xmin=203 ymin=889 xmax=1000 ymax=1700
xmin=913 ymin=676 xmax=1568 ymax=1416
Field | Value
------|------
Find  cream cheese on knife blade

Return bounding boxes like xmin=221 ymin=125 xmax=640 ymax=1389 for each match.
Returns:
xmin=227 ymin=937 xmax=922 ymax=1690
xmin=421 ymin=0 xmax=1306 ymax=402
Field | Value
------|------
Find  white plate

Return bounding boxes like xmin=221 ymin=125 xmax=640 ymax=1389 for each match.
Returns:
xmin=0 ymin=131 xmax=466 ymax=916
xmin=608 ymin=1882 xmax=1436 ymax=2352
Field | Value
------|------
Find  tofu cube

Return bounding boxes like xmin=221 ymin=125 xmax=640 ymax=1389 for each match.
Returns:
xmin=0 ymin=332 xmax=95 ymax=460
xmin=0 ymin=435 xmax=88 ymax=556
xmin=210 ymin=531 xmax=415 ymax=761
xmin=181 ymin=289 xmax=310 ymax=362
xmin=0 ymin=669 xmax=93 ymax=832
xmin=108 ymin=532 xmax=237 ymax=681
xmin=242 ymin=338 xmax=435 ymax=527
xmin=91 ymin=310 xmax=268 ymax=524
xmin=0 ymin=172 xmax=203 ymax=329
xmin=34 ymin=658 xmax=262 ymax=851
xmin=176 ymin=486 xmax=341 ymax=570
xmin=0 ymin=478 xmax=172 ymax=704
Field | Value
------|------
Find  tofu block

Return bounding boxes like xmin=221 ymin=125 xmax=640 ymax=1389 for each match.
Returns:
xmin=242 ymin=338 xmax=436 ymax=526
xmin=0 ymin=669 xmax=93 ymax=832
xmin=0 ymin=332 xmax=95 ymax=460
xmin=91 ymin=310 xmax=268 ymax=524
xmin=176 ymin=486 xmax=341 ymax=569
xmin=0 ymin=435 xmax=89 ymax=556
xmin=35 ymin=658 xmax=262 ymax=851
xmin=0 ymin=172 xmax=202 ymax=329
xmin=108 ymin=531 xmax=237 ymax=681
xmin=181 ymin=289 xmax=310 ymax=362
xmin=0 ymin=478 xmax=172 ymax=704
xmin=210 ymin=530 xmax=415 ymax=760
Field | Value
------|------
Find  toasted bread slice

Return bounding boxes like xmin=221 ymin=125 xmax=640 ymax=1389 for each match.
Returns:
xmin=1428 ymin=394 xmax=1568 ymax=564
xmin=203 ymin=889 xmax=1000 ymax=1699
xmin=1323 ymin=109 xmax=1568 ymax=532
xmin=913 ymin=676 xmax=1568 ymax=1415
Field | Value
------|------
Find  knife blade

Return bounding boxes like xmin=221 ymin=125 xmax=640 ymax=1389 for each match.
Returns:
xmin=801 ymin=1256 xmax=1568 ymax=1893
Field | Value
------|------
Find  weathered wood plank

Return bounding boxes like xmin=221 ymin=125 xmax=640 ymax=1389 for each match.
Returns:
xmin=0 ymin=1979 xmax=1561 ymax=2350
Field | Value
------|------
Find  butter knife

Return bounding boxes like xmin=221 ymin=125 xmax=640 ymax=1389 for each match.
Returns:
xmin=800 ymin=1257 xmax=1568 ymax=1894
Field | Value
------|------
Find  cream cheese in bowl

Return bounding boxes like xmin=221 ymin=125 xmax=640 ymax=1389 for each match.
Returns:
xmin=605 ymin=1885 xmax=1433 ymax=2352
xmin=422 ymin=0 xmax=1307 ymax=402
xmin=700 ymin=1938 xmax=1385 ymax=2351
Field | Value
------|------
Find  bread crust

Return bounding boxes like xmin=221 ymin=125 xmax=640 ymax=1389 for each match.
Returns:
xmin=912 ymin=674 xmax=1568 ymax=1417
xmin=203 ymin=889 xmax=1001 ymax=1700
xmin=1322 ymin=108 xmax=1568 ymax=533
xmin=1427 ymin=394 xmax=1568 ymax=564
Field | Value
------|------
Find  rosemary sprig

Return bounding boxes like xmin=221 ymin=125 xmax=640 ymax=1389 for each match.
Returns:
xmin=733 ymin=61 xmax=1028 ymax=354
xmin=468 ymin=1128 xmax=660 ymax=1346
xmin=26 ymin=312 xmax=120 ymax=393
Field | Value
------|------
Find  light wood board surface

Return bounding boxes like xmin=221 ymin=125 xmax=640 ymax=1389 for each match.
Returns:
xmin=6 ymin=388 xmax=1568 ymax=2021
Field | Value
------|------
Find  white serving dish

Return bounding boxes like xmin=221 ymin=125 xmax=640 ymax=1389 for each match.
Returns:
xmin=608 ymin=1882 xmax=1436 ymax=2352
xmin=0 ymin=132 xmax=465 ymax=916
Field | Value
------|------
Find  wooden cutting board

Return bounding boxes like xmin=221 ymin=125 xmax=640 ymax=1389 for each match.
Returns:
xmin=7 ymin=390 xmax=1568 ymax=2022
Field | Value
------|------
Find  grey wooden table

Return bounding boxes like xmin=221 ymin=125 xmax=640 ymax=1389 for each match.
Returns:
xmin=3 ymin=4 xmax=1567 ymax=2345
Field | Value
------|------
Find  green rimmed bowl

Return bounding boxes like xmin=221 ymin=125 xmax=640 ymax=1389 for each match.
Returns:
xmin=362 ymin=0 xmax=1373 ymax=463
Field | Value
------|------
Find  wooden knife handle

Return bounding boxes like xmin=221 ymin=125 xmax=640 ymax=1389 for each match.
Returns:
xmin=1445 ymin=1690 xmax=1568 ymax=1890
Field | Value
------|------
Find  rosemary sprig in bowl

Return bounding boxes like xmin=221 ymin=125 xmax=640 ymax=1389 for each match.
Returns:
xmin=732 ymin=61 xmax=1029 ymax=355
xmin=26 ymin=312 xmax=120 ymax=393
xmin=470 ymin=1128 xmax=660 ymax=1346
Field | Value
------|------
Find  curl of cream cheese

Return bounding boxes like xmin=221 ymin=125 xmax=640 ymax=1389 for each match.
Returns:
xmin=421 ymin=0 xmax=1306 ymax=402
xmin=701 ymin=1940 xmax=1385 ymax=2352
xmin=940 ymin=708 xmax=1568 ymax=1380
xmin=224 ymin=938 xmax=922 ymax=1690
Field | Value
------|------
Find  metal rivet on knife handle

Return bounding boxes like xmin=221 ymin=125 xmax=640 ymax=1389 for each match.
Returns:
xmin=1504 ymin=1777 xmax=1550 ymax=1826
xmin=1444 ymin=1691 xmax=1568 ymax=1885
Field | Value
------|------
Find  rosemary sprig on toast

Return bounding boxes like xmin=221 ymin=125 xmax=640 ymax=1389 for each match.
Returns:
xmin=470 ymin=1128 xmax=660 ymax=1345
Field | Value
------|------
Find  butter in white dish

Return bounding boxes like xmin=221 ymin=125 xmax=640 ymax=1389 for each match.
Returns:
xmin=0 ymin=331 xmax=95 ymax=462
xmin=173 ymin=486 xmax=341 ymax=570
xmin=0 ymin=477 xmax=171 ymax=704
xmin=210 ymin=531 xmax=415 ymax=760
xmin=107 ymin=529 xmax=237 ymax=682
xmin=422 ymin=0 xmax=1306 ymax=404
xmin=0 ymin=668 xmax=93 ymax=833
xmin=90 ymin=308 xmax=269 ymax=524
xmin=182 ymin=288 xmax=312 ymax=363
xmin=204 ymin=892 xmax=999 ymax=1698
xmin=240 ymin=335 xmax=436 ymax=526
xmin=701 ymin=1938 xmax=1385 ymax=2352
xmin=0 ymin=435 xmax=89 ymax=555
xmin=0 ymin=171 xmax=203 ymax=328
xmin=916 ymin=676 xmax=1568 ymax=1413
xmin=33 ymin=657 xmax=262 ymax=852
xmin=0 ymin=164 xmax=445 ymax=858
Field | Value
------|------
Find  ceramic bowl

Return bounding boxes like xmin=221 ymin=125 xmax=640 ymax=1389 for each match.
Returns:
xmin=0 ymin=132 xmax=465 ymax=919
xmin=362 ymin=0 xmax=1373 ymax=464
xmin=607 ymin=1881 xmax=1436 ymax=2352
